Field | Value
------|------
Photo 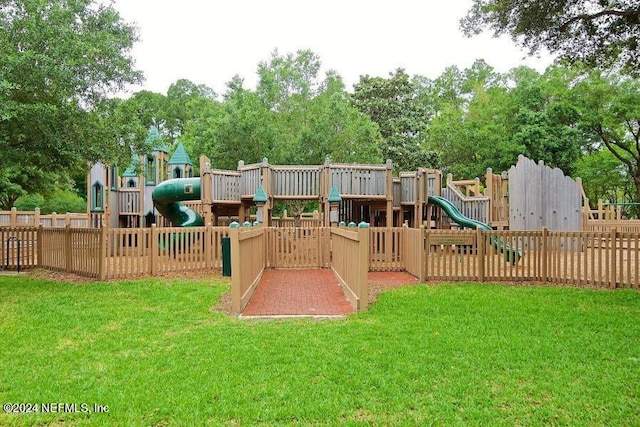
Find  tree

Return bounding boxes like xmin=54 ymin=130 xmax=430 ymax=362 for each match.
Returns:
xmin=351 ymin=69 xmax=436 ymax=171
xmin=462 ymin=0 xmax=640 ymax=74
xmin=506 ymin=66 xmax=585 ymax=175
xmin=573 ymin=70 xmax=640 ymax=204
xmin=0 ymin=0 xmax=142 ymax=208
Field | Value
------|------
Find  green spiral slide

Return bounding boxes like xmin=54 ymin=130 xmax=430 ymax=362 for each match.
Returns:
xmin=152 ymin=178 xmax=204 ymax=227
xmin=428 ymin=195 xmax=522 ymax=264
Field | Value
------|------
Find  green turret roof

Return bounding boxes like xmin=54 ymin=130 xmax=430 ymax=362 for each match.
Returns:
xmin=122 ymin=155 xmax=139 ymax=177
xmin=146 ymin=126 xmax=168 ymax=153
xmin=168 ymin=142 xmax=192 ymax=166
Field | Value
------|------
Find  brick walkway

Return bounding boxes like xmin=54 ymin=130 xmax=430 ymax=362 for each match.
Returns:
xmin=241 ymin=269 xmax=418 ymax=317
xmin=241 ymin=269 xmax=354 ymax=317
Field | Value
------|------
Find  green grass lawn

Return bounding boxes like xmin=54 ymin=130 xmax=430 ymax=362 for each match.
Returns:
xmin=0 ymin=274 xmax=639 ymax=426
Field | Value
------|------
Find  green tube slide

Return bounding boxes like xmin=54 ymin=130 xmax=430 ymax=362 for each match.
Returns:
xmin=152 ymin=178 xmax=204 ymax=227
xmin=428 ymin=195 xmax=523 ymax=264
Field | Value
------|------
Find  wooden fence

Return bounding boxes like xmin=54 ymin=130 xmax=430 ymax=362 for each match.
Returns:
xmin=331 ymin=226 xmax=370 ymax=311
xmin=369 ymin=227 xmax=402 ymax=271
xmin=0 ymin=209 xmax=89 ymax=228
xmin=1 ymin=225 xmax=230 ymax=279
xmin=3 ymin=225 xmax=637 ymax=293
xmin=0 ymin=227 xmax=38 ymax=270
xmin=230 ymin=226 xmax=266 ymax=312
xmin=267 ymin=227 xmax=329 ymax=268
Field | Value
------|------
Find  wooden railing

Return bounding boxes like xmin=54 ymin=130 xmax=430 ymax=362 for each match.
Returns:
xmin=443 ymin=177 xmax=490 ymax=225
xmin=238 ymin=162 xmax=262 ymax=198
xmin=230 ymin=225 xmax=266 ymax=312
xmin=271 ymin=165 xmax=323 ymax=199
xmin=211 ymin=169 xmax=241 ymax=202
xmin=118 ymin=189 xmax=140 ymax=214
xmin=584 ymin=220 xmax=640 ymax=233
xmin=330 ymin=226 xmax=369 ymax=311
xmin=328 ymin=164 xmax=389 ymax=198
xmin=0 ymin=209 xmax=89 ymax=228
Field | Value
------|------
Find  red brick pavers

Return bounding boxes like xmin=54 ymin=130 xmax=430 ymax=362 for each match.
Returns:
xmin=241 ymin=269 xmax=355 ymax=317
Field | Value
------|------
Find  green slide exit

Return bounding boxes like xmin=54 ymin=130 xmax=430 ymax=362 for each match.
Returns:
xmin=152 ymin=178 xmax=204 ymax=227
xmin=428 ymin=195 xmax=522 ymax=263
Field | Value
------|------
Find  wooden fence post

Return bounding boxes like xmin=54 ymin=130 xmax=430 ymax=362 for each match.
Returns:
xmin=477 ymin=227 xmax=485 ymax=282
xmin=10 ymin=207 xmax=17 ymax=227
xmin=36 ymin=224 xmax=43 ymax=268
xmin=205 ymin=223 xmax=212 ymax=269
xmin=230 ymin=226 xmax=241 ymax=313
xmin=150 ymin=224 xmax=157 ymax=275
xmin=541 ymin=227 xmax=548 ymax=283
xmin=99 ymin=226 xmax=107 ymax=281
xmin=610 ymin=228 xmax=617 ymax=288
xmin=424 ymin=229 xmax=430 ymax=281
xmin=358 ymin=225 xmax=369 ymax=312
xmin=419 ymin=226 xmax=426 ymax=282
xmin=65 ymin=224 xmax=72 ymax=272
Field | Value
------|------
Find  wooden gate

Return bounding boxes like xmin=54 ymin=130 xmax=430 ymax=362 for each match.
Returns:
xmin=267 ymin=227 xmax=329 ymax=268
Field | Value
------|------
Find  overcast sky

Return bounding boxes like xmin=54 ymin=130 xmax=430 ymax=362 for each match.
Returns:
xmin=113 ymin=0 xmax=554 ymax=96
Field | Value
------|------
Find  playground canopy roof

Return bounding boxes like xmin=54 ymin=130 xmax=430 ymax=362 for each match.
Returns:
xmin=168 ymin=142 xmax=192 ymax=166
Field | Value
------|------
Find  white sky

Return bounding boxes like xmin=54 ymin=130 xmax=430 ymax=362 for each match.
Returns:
xmin=113 ymin=0 xmax=554 ymax=96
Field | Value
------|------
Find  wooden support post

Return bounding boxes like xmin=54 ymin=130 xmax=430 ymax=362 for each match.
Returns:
xmin=610 ymin=228 xmax=617 ymax=288
xmin=541 ymin=227 xmax=548 ymax=283
xmin=65 ymin=224 xmax=72 ymax=272
xmin=358 ymin=226 xmax=369 ymax=312
xmin=99 ymin=225 xmax=107 ymax=281
xmin=36 ymin=225 xmax=43 ymax=268
xmin=424 ymin=228 xmax=430 ymax=280
xmin=150 ymin=224 xmax=157 ymax=275
xmin=477 ymin=227 xmax=485 ymax=282
xmin=10 ymin=207 xmax=17 ymax=227
xmin=230 ymin=226 xmax=241 ymax=313
xmin=205 ymin=222 xmax=213 ymax=269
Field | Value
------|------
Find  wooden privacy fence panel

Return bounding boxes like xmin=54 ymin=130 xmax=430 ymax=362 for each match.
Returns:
xmin=267 ymin=227 xmax=329 ymax=268
xmin=331 ymin=227 xmax=369 ymax=311
xmin=231 ymin=226 xmax=266 ymax=312
xmin=0 ymin=227 xmax=38 ymax=270
xmin=369 ymin=227 xmax=402 ymax=271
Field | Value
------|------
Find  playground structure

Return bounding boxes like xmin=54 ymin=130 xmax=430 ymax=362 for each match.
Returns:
xmin=2 ymin=131 xmax=639 ymax=311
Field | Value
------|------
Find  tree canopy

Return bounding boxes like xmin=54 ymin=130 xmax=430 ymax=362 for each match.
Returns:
xmin=461 ymin=0 xmax=640 ymax=74
xmin=0 ymin=0 xmax=143 ymax=209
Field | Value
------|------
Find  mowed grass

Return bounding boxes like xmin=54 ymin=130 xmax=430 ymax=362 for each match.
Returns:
xmin=0 ymin=275 xmax=639 ymax=426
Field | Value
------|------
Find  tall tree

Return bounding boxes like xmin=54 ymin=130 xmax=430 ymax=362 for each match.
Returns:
xmin=573 ymin=70 xmax=640 ymax=204
xmin=462 ymin=0 xmax=640 ymax=74
xmin=0 ymin=0 xmax=143 ymax=208
xmin=351 ymin=69 xmax=435 ymax=171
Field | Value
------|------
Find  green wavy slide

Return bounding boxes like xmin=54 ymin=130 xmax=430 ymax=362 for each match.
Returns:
xmin=428 ymin=195 xmax=522 ymax=264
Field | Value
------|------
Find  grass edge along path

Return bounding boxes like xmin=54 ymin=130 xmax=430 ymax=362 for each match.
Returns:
xmin=0 ymin=275 xmax=638 ymax=426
